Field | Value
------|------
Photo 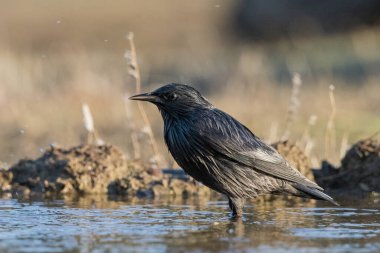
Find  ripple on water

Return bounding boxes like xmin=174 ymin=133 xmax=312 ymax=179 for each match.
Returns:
xmin=0 ymin=197 xmax=379 ymax=253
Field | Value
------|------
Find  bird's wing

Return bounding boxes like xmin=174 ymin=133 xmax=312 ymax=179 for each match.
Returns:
xmin=228 ymin=147 xmax=322 ymax=190
xmin=195 ymin=109 xmax=322 ymax=190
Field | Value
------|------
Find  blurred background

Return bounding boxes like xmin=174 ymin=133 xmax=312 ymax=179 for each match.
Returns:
xmin=1 ymin=0 xmax=380 ymax=167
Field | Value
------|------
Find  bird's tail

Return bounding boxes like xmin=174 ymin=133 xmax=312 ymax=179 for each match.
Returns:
xmin=292 ymin=183 xmax=339 ymax=206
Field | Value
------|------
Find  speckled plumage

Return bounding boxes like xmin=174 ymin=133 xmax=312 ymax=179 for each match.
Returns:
xmin=130 ymin=83 xmax=338 ymax=217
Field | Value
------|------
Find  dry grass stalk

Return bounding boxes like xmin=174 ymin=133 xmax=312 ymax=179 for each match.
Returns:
xmin=304 ymin=140 xmax=315 ymax=157
xmin=282 ymin=72 xmax=302 ymax=140
xmin=82 ymin=103 xmax=104 ymax=145
xmin=324 ymin=84 xmax=337 ymax=160
xmin=267 ymin=122 xmax=278 ymax=144
xmin=123 ymin=94 xmax=141 ymax=160
xmin=301 ymin=115 xmax=317 ymax=142
xmin=301 ymin=115 xmax=318 ymax=156
xmin=339 ymin=131 xmax=349 ymax=159
xmin=125 ymin=32 xmax=163 ymax=167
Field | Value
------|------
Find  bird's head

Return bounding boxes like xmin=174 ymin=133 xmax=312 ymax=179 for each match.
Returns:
xmin=129 ymin=83 xmax=212 ymax=118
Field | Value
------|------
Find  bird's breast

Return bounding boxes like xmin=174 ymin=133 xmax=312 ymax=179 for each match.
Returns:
xmin=164 ymin=121 xmax=192 ymax=159
xmin=164 ymin=121 xmax=203 ymax=168
xmin=163 ymin=120 xmax=226 ymax=192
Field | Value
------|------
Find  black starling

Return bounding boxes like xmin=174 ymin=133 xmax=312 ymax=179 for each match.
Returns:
xmin=130 ymin=83 xmax=338 ymax=217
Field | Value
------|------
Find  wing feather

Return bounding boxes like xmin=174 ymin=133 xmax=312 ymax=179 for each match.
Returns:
xmin=195 ymin=109 xmax=323 ymax=190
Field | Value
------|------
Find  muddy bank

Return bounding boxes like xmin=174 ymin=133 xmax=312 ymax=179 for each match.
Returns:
xmin=314 ymin=138 xmax=380 ymax=196
xmin=273 ymin=138 xmax=380 ymax=197
xmin=0 ymin=141 xmax=311 ymax=199
xmin=1 ymin=138 xmax=378 ymax=199
xmin=1 ymin=145 xmax=131 ymax=197
xmin=0 ymin=145 xmax=210 ymax=198
xmin=0 ymin=141 xmax=310 ymax=199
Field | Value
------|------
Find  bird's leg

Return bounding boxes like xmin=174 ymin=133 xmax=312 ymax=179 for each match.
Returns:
xmin=228 ymin=197 xmax=245 ymax=218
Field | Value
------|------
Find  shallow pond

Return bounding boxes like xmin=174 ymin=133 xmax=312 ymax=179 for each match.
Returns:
xmin=0 ymin=196 xmax=379 ymax=253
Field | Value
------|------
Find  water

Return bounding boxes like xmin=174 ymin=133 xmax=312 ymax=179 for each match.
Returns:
xmin=0 ymin=196 xmax=379 ymax=253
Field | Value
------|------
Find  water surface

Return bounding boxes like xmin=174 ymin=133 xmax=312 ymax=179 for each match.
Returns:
xmin=0 ymin=196 xmax=379 ymax=252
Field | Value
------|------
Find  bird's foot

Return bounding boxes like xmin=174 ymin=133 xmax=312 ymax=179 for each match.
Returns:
xmin=228 ymin=197 xmax=245 ymax=219
xmin=230 ymin=211 xmax=243 ymax=221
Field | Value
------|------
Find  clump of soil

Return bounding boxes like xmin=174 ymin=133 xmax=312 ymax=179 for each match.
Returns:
xmin=3 ymin=145 xmax=132 ymax=196
xmin=0 ymin=170 xmax=12 ymax=193
xmin=0 ymin=144 xmax=210 ymax=198
xmin=272 ymin=140 xmax=314 ymax=181
xmin=314 ymin=138 xmax=380 ymax=195
xmin=108 ymin=170 xmax=210 ymax=198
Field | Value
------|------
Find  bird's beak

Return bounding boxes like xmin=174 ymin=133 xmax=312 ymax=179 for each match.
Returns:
xmin=129 ymin=92 xmax=160 ymax=103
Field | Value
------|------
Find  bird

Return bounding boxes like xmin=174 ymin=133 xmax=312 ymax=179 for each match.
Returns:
xmin=130 ymin=83 xmax=338 ymax=217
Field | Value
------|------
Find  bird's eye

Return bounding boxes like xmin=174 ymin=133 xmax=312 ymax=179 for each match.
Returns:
xmin=164 ymin=93 xmax=178 ymax=101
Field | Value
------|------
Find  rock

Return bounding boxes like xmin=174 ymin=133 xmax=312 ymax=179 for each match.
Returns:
xmin=315 ymin=138 xmax=380 ymax=195
xmin=312 ymin=160 xmax=340 ymax=180
xmin=341 ymin=138 xmax=380 ymax=173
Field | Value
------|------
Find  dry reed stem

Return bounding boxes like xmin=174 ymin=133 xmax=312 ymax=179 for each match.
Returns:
xmin=123 ymin=94 xmax=141 ymax=160
xmin=126 ymin=32 xmax=163 ymax=167
xmin=324 ymin=84 xmax=337 ymax=159
xmin=81 ymin=103 xmax=104 ymax=145
xmin=301 ymin=115 xmax=317 ymax=143
xmin=282 ymin=72 xmax=302 ymax=141
xmin=301 ymin=115 xmax=317 ymax=156
xmin=339 ymin=131 xmax=349 ymax=159
xmin=267 ymin=122 xmax=278 ymax=143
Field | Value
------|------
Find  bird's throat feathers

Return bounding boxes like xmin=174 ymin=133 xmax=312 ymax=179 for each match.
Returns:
xmin=158 ymin=102 xmax=213 ymax=120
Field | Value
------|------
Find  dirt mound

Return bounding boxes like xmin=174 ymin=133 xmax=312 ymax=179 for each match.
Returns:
xmin=0 ymin=170 xmax=12 ymax=193
xmin=3 ymin=145 xmax=132 ymax=196
xmin=314 ymin=138 xmax=380 ymax=195
xmin=108 ymin=171 xmax=210 ymax=198
xmin=0 ymin=144 xmax=210 ymax=198
xmin=272 ymin=140 xmax=314 ymax=181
